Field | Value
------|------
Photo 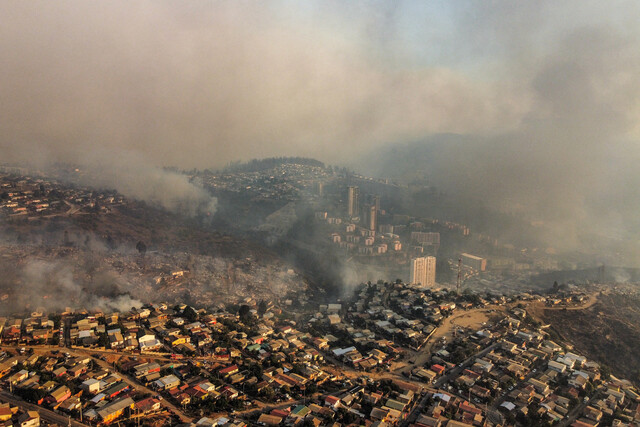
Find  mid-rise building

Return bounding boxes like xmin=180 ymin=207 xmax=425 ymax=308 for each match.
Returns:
xmin=347 ymin=186 xmax=359 ymax=218
xmin=410 ymin=232 xmax=440 ymax=245
xmin=461 ymin=253 xmax=487 ymax=271
xmin=379 ymin=224 xmax=394 ymax=234
xmin=410 ymin=256 xmax=436 ymax=287
xmin=368 ymin=205 xmax=377 ymax=231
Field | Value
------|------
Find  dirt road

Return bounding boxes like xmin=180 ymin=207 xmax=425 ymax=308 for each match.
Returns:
xmin=524 ymin=292 xmax=600 ymax=320
xmin=394 ymin=306 xmax=504 ymax=374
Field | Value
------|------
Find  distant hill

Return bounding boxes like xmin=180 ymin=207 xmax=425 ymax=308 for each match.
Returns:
xmin=222 ymin=156 xmax=324 ymax=173
xmin=352 ymin=134 xmax=473 ymax=185
xmin=0 ymin=185 xmax=306 ymax=313
xmin=349 ymin=136 xmax=553 ymax=249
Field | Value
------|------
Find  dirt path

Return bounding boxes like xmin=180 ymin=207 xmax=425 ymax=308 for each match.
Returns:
xmin=393 ymin=306 xmax=504 ymax=374
xmin=434 ymin=307 xmax=502 ymax=344
xmin=524 ymin=292 xmax=600 ymax=320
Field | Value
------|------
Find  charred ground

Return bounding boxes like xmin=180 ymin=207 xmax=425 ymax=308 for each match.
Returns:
xmin=542 ymin=292 xmax=640 ymax=383
xmin=0 ymin=187 xmax=307 ymax=314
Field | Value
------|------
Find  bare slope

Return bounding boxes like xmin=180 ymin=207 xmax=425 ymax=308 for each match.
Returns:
xmin=543 ymin=293 xmax=640 ymax=382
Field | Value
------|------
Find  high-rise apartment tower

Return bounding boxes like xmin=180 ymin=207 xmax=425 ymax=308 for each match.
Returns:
xmin=347 ymin=186 xmax=359 ymax=218
xmin=410 ymin=256 xmax=436 ymax=287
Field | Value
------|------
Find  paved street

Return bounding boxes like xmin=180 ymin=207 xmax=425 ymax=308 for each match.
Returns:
xmin=402 ymin=342 xmax=499 ymax=426
xmin=0 ymin=390 xmax=90 ymax=427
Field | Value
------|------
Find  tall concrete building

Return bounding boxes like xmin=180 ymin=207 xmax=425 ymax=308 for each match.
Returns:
xmin=410 ymin=256 xmax=436 ymax=287
xmin=373 ymin=195 xmax=380 ymax=213
xmin=368 ymin=205 xmax=377 ymax=231
xmin=347 ymin=186 xmax=359 ymax=218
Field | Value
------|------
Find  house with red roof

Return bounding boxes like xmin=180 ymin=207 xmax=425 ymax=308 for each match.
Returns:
xmin=218 ymin=364 xmax=239 ymax=376
xmin=325 ymin=395 xmax=341 ymax=409
xmin=431 ymin=364 xmax=446 ymax=375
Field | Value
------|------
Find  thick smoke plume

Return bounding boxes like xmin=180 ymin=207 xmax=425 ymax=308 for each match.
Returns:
xmin=357 ymin=23 xmax=640 ymax=260
xmin=75 ymin=151 xmax=217 ymax=217
xmin=18 ymin=260 xmax=143 ymax=314
xmin=1 ymin=2 xmax=640 ymax=256
xmin=0 ymin=1 xmax=525 ymax=170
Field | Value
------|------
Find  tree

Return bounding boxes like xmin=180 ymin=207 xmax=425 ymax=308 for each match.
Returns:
xmin=238 ymin=305 xmax=252 ymax=320
xmin=257 ymin=300 xmax=268 ymax=316
xmin=600 ymin=365 xmax=611 ymax=380
xmin=338 ymin=408 xmax=358 ymax=424
xmin=248 ymin=363 xmax=263 ymax=379
xmin=585 ymin=381 xmax=595 ymax=394
xmin=184 ymin=306 xmax=199 ymax=322
xmin=16 ymin=387 xmax=46 ymax=403
xmin=136 ymin=240 xmax=147 ymax=255
xmin=105 ymin=234 xmax=116 ymax=250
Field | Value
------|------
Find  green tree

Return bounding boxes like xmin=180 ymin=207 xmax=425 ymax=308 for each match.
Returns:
xmin=257 ymin=300 xmax=268 ymax=316
xmin=184 ymin=306 xmax=199 ymax=322
xmin=600 ymin=365 xmax=611 ymax=380
xmin=238 ymin=305 xmax=252 ymax=320
xmin=136 ymin=240 xmax=147 ymax=255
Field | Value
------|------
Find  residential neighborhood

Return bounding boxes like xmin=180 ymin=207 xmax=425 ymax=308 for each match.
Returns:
xmin=0 ymin=280 xmax=638 ymax=426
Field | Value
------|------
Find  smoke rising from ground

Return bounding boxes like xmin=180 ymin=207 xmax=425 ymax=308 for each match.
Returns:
xmin=2 ymin=2 xmax=640 ymax=253
xmin=19 ymin=260 xmax=143 ymax=313
xmin=75 ymin=151 xmax=217 ymax=217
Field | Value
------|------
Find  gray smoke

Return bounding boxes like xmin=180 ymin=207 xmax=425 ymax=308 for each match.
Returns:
xmin=72 ymin=151 xmax=218 ymax=217
xmin=356 ymin=25 xmax=640 ymax=259
xmin=0 ymin=1 xmax=526 ymax=170
xmin=1 ymin=2 xmax=640 ymax=256
xmin=19 ymin=260 xmax=143 ymax=313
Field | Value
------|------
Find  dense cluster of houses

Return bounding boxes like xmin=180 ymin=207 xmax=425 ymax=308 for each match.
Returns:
xmin=199 ymin=163 xmax=330 ymax=203
xmin=0 ymin=348 xmax=143 ymax=425
xmin=0 ymin=173 xmax=123 ymax=219
xmin=0 ymin=402 xmax=40 ymax=427
xmin=405 ymin=313 xmax=640 ymax=427
xmin=0 ymin=314 xmax=57 ymax=346
xmin=0 ymin=298 xmax=409 ymax=425
xmin=318 ymin=282 xmax=475 ymax=355
xmin=1 ymin=280 xmax=640 ymax=426
xmin=251 ymin=380 xmax=426 ymax=426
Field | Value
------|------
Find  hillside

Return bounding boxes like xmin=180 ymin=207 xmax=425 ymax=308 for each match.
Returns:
xmin=543 ymin=292 xmax=640 ymax=382
xmin=0 ymin=196 xmax=307 ymax=314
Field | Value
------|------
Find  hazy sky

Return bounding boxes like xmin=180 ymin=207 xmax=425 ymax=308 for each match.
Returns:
xmin=2 ymin=1 xmax=640 ymax=249
xmin=4 ymin=1 xmax=637 ymax=168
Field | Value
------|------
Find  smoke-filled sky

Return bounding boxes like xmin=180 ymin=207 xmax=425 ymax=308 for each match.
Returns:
xmin=2 ymin=1 xmax=640 ymax=248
